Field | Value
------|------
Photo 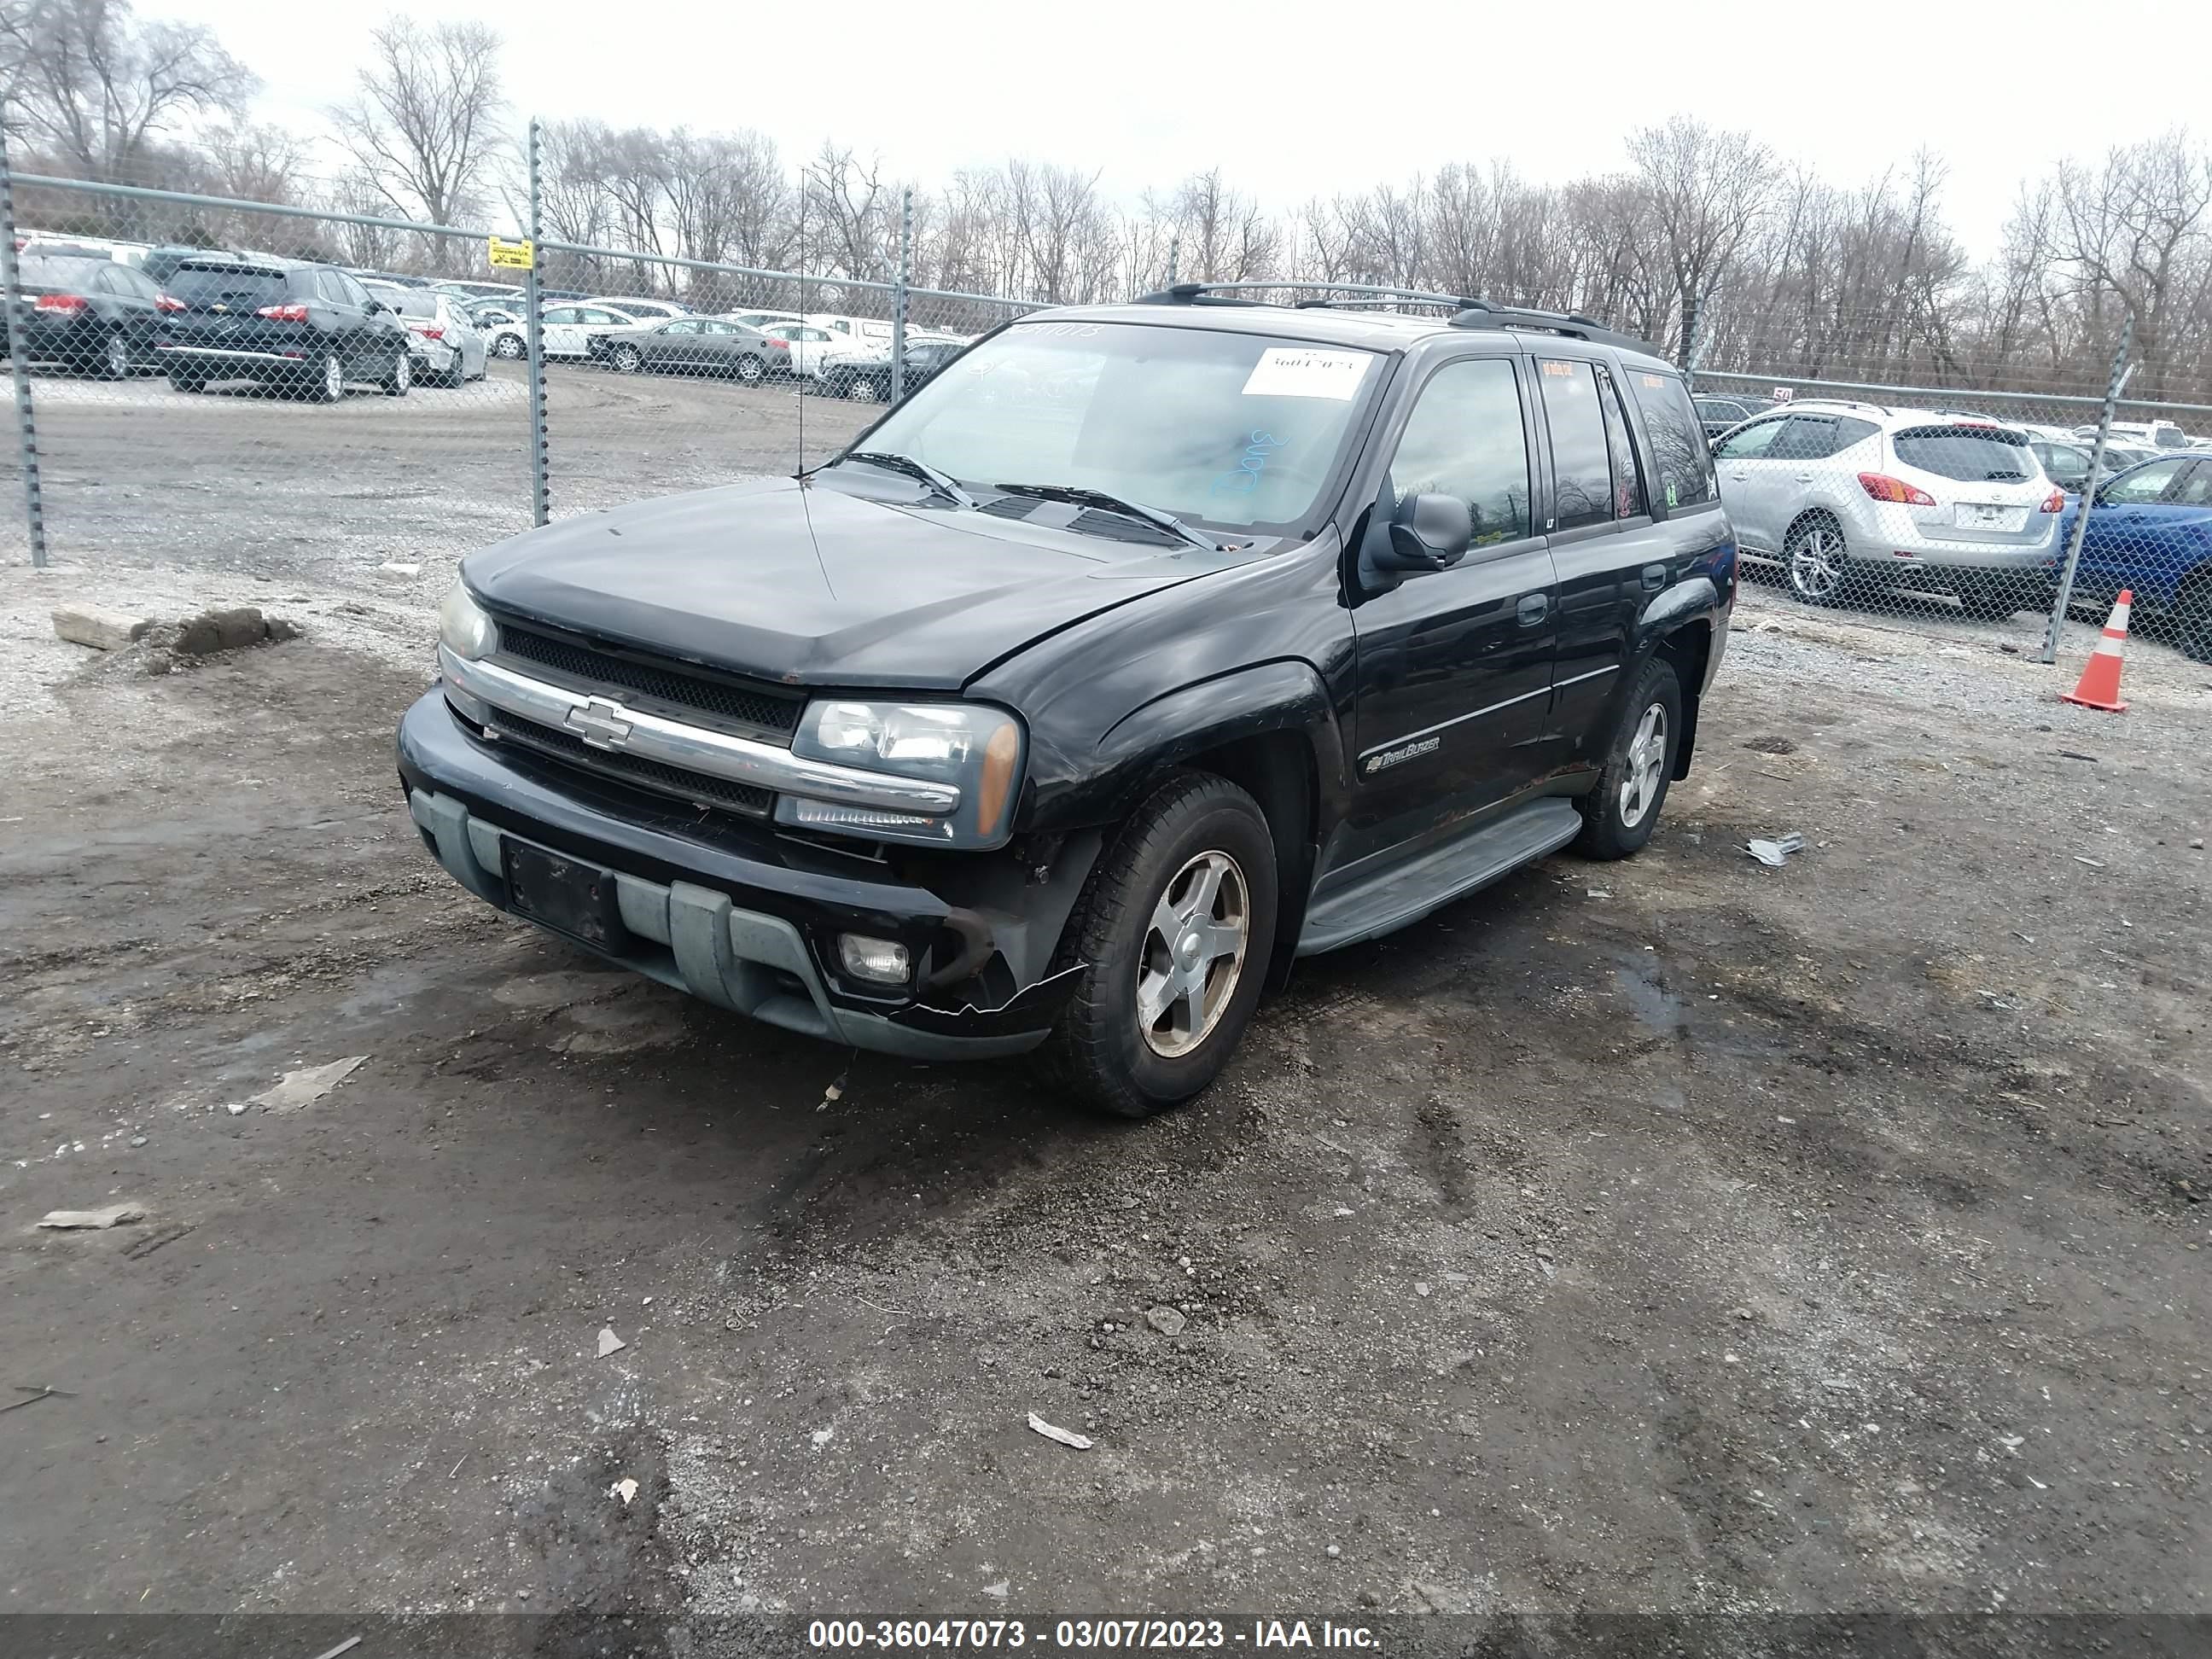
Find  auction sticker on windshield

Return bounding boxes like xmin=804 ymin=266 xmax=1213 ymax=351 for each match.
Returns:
xmin=1242 ymin=346 xmax=1371 ymax=400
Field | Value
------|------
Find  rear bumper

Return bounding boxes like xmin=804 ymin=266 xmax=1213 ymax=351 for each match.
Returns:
xmin=155 ymin=341 xmax=311 ymax=376
xmin=20 ymin=317 xmax=102 ymax=359
xmin=1857 ymin=503 xmax=2061 ymax=573
xmin=397 ymin=689 xmax=1073 ymax=1060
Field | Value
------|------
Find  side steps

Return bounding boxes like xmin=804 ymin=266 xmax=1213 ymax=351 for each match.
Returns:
xmin=1295 ymin=798 xmax=1583 ymax=956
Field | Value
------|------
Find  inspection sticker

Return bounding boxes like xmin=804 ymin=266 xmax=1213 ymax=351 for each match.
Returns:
xmin=1242 ymin=346 xmax=1371 ymax=400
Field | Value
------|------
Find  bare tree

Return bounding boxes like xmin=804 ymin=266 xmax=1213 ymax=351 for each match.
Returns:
xmin=1627 ymin=116 xmax=1778 ymax=358
xmin=2 ymin=0 xmax=255 ymax=183
xmin=331 ymin=17 xmax=506 ymax=228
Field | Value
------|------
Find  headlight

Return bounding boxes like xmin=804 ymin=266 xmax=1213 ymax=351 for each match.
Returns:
xmin=437 ymin=580 xmax=498 ymax=661
xmin=777 ymin=700 xmax=1024 ymax=848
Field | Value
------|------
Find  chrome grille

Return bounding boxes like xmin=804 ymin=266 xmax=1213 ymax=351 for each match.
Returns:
xmin=497 ymin=622 xmax=801 ymax=740
xmin=485 ymin=707 xmax=773 ymax=818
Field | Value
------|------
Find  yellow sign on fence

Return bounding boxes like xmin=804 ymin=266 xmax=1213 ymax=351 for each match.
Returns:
xmin=487 ymin=237 xmax=535 ymax=271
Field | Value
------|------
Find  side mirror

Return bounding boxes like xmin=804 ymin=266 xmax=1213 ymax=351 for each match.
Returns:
xmin=1359 ymin=489 xmax=1471 ymax=589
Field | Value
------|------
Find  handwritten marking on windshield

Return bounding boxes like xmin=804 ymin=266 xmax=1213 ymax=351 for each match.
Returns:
xmin=1213 ymin=429 xmax=1289 ymax=496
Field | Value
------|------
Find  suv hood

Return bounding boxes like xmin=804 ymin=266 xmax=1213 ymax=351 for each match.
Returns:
xmin=464 ymin=476 xmax=1257 ymax=690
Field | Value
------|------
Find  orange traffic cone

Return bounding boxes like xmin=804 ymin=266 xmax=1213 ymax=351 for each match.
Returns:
xmin=2062 ymin=589 xmax=2133 ymax=713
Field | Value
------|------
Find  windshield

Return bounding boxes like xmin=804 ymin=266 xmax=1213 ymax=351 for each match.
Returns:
xmin=852 ymin=321 xmax=1384 ymax=533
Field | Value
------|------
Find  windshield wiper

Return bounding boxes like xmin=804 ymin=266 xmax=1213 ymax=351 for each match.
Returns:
xmin=992 ymin=482 xmax=1225 ymax=552
xmin=842 ymin=451 xmax=976 ymax=509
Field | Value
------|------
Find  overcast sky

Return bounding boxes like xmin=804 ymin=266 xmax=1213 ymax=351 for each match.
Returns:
xmin=183 ymin=0 xmax=2204 ymax=262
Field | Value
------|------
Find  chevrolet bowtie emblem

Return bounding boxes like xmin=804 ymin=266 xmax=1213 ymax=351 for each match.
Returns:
xmin=565 ymin=696 xmax=634 ymax=750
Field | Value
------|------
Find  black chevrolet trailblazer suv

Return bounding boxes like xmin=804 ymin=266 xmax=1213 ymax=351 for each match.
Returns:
xmin=399 ymin=287 xmax=1736 ymax=1115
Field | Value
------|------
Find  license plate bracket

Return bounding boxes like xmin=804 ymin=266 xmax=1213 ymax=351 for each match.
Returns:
xmin=503 ymin=841 xmax=628 ymax=951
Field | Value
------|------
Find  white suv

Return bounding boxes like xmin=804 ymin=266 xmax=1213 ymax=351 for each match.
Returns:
xmin=1713 ymin=399 xmax=2066 ymax=617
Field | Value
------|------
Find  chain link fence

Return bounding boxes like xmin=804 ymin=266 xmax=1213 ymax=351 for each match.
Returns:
xmin=7 ymin=147 xmax=2209 ymax=678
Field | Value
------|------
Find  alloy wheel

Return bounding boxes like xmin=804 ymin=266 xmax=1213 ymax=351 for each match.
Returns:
xmin=1135 ymin=850 xmax=1249 ymax=1059
xmin=1619 ymin=703 xmax=1668 ymax=828
xmin=1788 ymin=525 xmax=1843 ymax=602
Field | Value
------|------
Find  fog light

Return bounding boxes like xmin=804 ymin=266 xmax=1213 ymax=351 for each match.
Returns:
xmin=839 ymin=934 xmax=911 ymax=984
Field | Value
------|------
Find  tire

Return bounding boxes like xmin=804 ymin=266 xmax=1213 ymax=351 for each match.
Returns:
xmin=492 ymin=332 xmax=525 ymax=360
xmin=1784 ymin=513 xmax=1847 ymax=606
xmin=302 ymin=351 xmax=344 ymax=404
xmin=844 ymin=375 xmax=882 ymax=404
xmin=102 ymin=330 xmax=133 ymax=381
xmin=1575 ymin=656 xmax=1682 ymax=861
xmin=610 ymin=344 xmax=643 ymax=375
xmin=735 ymin=353 xmax=765 ymax=386
xmin=2177 ymin=571 xmax=2212 ymax=665
xmin=1039 ymin=772 xmax=1278 ymax=1120
xmin=381 ymin=350 xmax=410 ymax=397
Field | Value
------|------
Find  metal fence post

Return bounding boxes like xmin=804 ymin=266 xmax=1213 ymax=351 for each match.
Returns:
xmin=1682 ymin=291 xmax=1704 ymax=392
xmin=526 ymin=117 xmax=549 ymax=527
xmin=1167 ymin=234 xmax=1180 ymax=288
xmin=891 ymin=186 xmax=912 ymax=405
xmin=2041 ymin=315 xmax=2134 ymax=666
xmin=0 ymin=108 xmax=49 ymax=568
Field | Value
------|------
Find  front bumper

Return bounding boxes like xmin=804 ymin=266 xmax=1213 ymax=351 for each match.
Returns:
xmin=397 ymin=690 xmax=1072 ymax=1060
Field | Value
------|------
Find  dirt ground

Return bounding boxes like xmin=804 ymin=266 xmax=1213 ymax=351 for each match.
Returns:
xmin=1 ymin=375 xmax=2208 ymax=1634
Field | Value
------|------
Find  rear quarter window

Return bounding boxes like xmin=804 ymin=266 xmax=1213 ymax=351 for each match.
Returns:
xmin=1628 ymin=370 xmax=1716 ymax=509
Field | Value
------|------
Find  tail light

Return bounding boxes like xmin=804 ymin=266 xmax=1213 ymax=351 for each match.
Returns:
xmin=1859 ymin=472 xmax=1938 ymax=507
xmin=33 ymin=294 xmax=89 ymax=316
xmin=254 ymin=302 xmax=310 ymax=323
xmin=2040 ymin=489 xmax=2065 ymax=513
xmin=155 ymin=293 xmax=186 ymax=313
xmin=415 ymin=326 xmax=444 ymax=341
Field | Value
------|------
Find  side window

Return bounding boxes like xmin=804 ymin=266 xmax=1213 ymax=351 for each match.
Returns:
xmin=1535 ymin=358 xmax=1611 ymax=532
xmin=663 ymin=320 xmax=701 ymax=335
xmin=2099 ymin=458 xmax=2183 ymax=505
xmin=1833 ymin=416 xmax=1881 ymax=451
xmin=1595 ymin=365 xmax=1646 ymax=521
xmin=543 ymin=307 xmax=576 ymax=324
xmin=1713 ymin=418 xmax=1787 ymax=461
xmin=1769 ymin=416 xmax=1840 ymax=463
xmin=1628 ymin=370 xmax=1718 ymax=508
xmin=2175 ymin=462 xmax=2212 ymax=506
xmin=1383 ymin=357 xmax=1533 ymax=549
xmin=337 ymin=272 xmax=373 ymax=308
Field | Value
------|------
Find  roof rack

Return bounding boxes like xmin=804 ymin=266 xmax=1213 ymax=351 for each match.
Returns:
xmin=1447 ymin=300 xmax=1653 ymax=354
xmin=1782 ymin=395 xmax=1894 ymax=417
xmin=1134 ymin=280 xmax=1480 ymax=310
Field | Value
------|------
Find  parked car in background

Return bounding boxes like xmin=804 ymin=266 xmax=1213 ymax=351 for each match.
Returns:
xmin=586 ymin=296 xmax=690 ymax=323
xmin=2051 ymin=455 xmax=2212 ymax=660
xmin=346 ymin=268 xmax=434 ymax=289
xmin=1713 ymin=399 xmax=2064 ymax=617
xmin=484 ymin=303 xmax=636 ymax=361
xmin=433 ymin=280 xmax=526 ymax=303
xmin=463 ymin=297 xmax=523 ymax=327
xmin=157 ymin=257 xmax=414 ymax=399
xmin=1694 ymin=390 xmax=1778 ymax=439
xmin=806 ymin=312 xmax=895 ymax=352
xmin=10 ymin=250 xmax=166 ymax=378
xmin=597 ymin=317 xmax=789 ymax=382
xmin=2076 ymin=418 xmax=2194 ymax=451
xmin=724 ymin=309 xmax=805 ymax=332
xmin=818 ymin=337 xmax=963 ymax=404
xmin=2028 ymin=434 xmax=2125 ymax=495
xmin=758 ymin=321 xmax=845 ymax=379
xmin=392 ymin=290 xmax=489 ymax=387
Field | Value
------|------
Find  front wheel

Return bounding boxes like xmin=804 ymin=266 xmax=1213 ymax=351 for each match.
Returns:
xmin=734 ymin=353 xmax=765 ymax=385
xmin=844 ymin=375 xmax=882 ymax=404
xmin=381 ymin=351 xmax=410 ymax=397
xmin=1575 ymin=656 xmax=1681 ymax=860
xmin=492 ymin=332 xmax=525 ymax=360
xmin=1784 ymin=515 xmax=1847 ymax=606
xmin=1040 ymin=772 xmax=1278 ymax=1119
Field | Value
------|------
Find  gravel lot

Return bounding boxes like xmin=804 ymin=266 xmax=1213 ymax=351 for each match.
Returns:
xmin=1 ymin=371 xmax=2208 ymax=1637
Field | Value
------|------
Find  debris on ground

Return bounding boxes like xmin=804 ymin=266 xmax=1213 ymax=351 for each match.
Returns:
xmin=51 ymin=603 xmax=152 ymax=652
xmin=1743 ymin=735 xmax=1798 ymax=754
xmin=810 ymin=1426 xmax=834 ymax=1447
xmin=1746 ymin=833 xmax=1807 ymax=868
xmin=608 ymin=1477 xmax=639 ymax=1505
xmin=597 ymin=1327 xmax=627 ymax=1357
xmin=1144 ymin=1306 xmax=1187 ymax=1336
xmin=1 ymin=1385 xmax=76 ymax=1414
xmin=376 ymin=562 xmax=422 ymax=578
xmin=1026 ymin=1412 xmax=1093 ymax=1450
xmin=816 ymin=1067 xmax=848 ymax=1112
xmin=2074 ymin=856 xmax=2107 ymax=869
xmin=38 ymin=1203 xmax=145 ymax=1230
xmin=251 ymin=1056 xmax=368 ymax=1113
xmin=981 ymin=1580 xmax=1010 ymax=1599
xmin=305 ymin=1637 xmax=363 ymax=1659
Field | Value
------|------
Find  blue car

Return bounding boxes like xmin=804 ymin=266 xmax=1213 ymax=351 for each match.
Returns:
xmin=2054 ymin=454 xmax=2212 ymax=660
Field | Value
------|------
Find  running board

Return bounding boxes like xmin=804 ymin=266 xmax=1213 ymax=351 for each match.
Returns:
xmin=1296 ymin=798 xmax=1584 ymax=956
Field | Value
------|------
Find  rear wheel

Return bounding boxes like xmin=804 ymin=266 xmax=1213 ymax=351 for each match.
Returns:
xmin=492 ymin=332 xmax=524 ymax=360
xmin=1575 ymin=656 xmax=1681 ymax=861
xmin=102 ymin=330 xmax=133 ymax=380
xmin=1040 ymin=772 xmax=1278 ymax=1119
xmin=1785 ymin=515 xmax=1847 ymax=606
xmin=302 ymin=351 xmax=344 ymax=404
xmin=844 ymin=375 xmax=882 ymax=404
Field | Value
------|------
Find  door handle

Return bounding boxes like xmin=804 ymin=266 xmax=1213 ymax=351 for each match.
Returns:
xmin=1794 ymin=473 xmax=1813 ymax=483
xmin=1516 ymin=593 xmax=1549 ymax=626
xmin=1641 ymin=564 xmax=1668 ymax=592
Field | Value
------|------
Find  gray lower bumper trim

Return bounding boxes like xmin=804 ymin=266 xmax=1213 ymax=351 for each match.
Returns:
xmin=407 ymin=788 xmax=1046 ymax=1062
